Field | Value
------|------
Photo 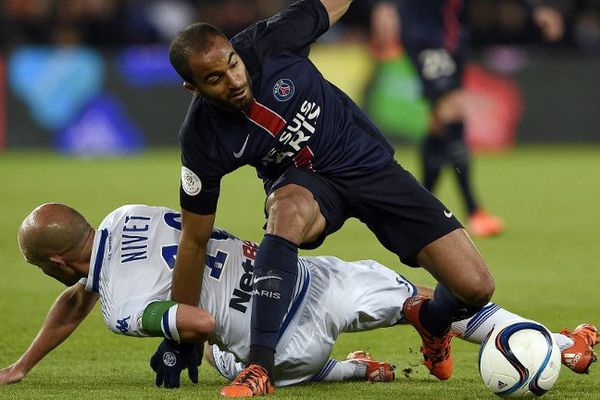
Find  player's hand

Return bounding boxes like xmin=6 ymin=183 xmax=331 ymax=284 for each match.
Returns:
xmin=533 ymin=6 xmax=564 ymax=41
xmin=149 ymin=339 xmax=200 ymax=388
xmin=370 ymin=1 xmax=401 ymax=59
xmin=0 ymin=364 xmax=27 ymax=385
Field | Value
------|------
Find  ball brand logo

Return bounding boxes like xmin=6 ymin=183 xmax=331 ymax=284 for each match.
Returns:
xmin=273 ymin=78 xmax=295 ymax=102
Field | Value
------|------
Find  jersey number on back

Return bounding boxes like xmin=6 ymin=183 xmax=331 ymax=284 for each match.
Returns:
xmin=160 ymin=212 xmax=228 ymax=279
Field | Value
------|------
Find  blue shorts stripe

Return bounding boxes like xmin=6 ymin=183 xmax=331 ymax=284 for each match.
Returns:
xmin=278 ymin=265 xmax=311 ymax=339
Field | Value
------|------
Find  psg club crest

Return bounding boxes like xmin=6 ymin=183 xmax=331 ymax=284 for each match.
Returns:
xmin=273 ymin=78 xmax=295 ymax=102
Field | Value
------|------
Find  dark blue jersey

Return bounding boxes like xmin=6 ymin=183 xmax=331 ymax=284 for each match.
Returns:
xmin=398 ymin=0 xmax=467 ymax=52
xmin=179 ymin=0 xmax=395 ymax=215
xmin=396 ymin=0 xmax=540 ymax=51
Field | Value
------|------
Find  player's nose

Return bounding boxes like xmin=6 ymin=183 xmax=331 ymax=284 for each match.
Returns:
xmin=226 ymin=71 xmax=245 ymax=89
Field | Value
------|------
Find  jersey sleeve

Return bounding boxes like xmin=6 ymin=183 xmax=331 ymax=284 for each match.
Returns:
xmin=232 ymin=0 xmax=329 ymax=73
xmin=180 ymin=164 xmax=222 ymax=215
xmin=178 ymin=100 xmax=224 ymax=215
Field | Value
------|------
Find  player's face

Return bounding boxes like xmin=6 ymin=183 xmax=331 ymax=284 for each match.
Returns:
xmin=34 ymin=260 xmax=82 ymax=287
xmin=187 ymin=37 xmax=253 ymax=111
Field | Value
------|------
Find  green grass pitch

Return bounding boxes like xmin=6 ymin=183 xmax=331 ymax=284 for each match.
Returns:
xmin=0 ymin=144 xmax=598 ymax=399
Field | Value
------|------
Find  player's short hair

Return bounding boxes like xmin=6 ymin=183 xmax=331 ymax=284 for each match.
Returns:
xmin=169 ymin=23 xmax=229 ymax=84
xmin=18 ymin=203 xmax=90 ymax=264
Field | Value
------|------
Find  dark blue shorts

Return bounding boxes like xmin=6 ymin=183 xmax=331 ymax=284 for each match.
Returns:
xmin=403 ymin=40 xmax=466 ymax=102
xmin=264 ymin=162 xmax=462 ymax=267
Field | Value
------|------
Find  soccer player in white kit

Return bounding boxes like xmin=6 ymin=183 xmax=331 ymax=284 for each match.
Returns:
xmin=1 ymin=203 xmax=596 ymax=389
xmin=81 ymin=204 xmax=411 ymax=387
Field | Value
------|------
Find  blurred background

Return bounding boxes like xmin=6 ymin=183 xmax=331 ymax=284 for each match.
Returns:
xmin=1 ymin=5 xmax=599 ymax=397
xmin=1 ymin=0 xmax=599 ymax=154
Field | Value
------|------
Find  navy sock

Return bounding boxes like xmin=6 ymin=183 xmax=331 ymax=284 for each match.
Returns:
xmin=247 ymin=345 xmax=275 ymax=377
xmin=249 ymin=234 xmax=298 ymax=372
xmin=446 ymin=123 xmax=479 ymax=214
xmin=422 ymin=134 xmax=445 ymax=192
xmin=420 ymin=284 xmax=483 ymax=336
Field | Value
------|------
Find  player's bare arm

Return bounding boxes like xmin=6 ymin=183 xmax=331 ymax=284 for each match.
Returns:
xmin=175 ymin=304 xmax=216 ymax=343
xmin=533 ymin=5 xmax=564 ymax=41
xmin=321 ymin=0 xmax=354 ymax=26
xmin=0 ymin=283 xmax=98 ymax=385
xmin=171 ymin=210 xmax=215 ymax=305
xmin=370 ymin=1 xmax=399 ymax=51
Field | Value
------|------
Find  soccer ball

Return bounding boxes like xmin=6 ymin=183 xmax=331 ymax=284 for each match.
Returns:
xmin=479 ymin=320 xmax=561 ymax=398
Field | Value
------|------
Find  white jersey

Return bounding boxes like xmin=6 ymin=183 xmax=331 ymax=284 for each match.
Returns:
xmin=84 ymin=205 xmax=416 ymax=386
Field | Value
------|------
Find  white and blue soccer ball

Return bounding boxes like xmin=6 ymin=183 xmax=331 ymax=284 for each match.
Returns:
xmin=479 ymin=320 xmax=561 ymax=398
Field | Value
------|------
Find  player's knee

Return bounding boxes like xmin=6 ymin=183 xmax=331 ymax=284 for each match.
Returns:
xmin=462 ymin=269 xmax=495 ymax=307
xmin=267 ymin=187 xmax=318 ymax=230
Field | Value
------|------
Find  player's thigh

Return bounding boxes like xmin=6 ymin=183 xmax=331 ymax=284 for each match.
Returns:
xmin=274 ymin=329 xmax=333 ymax=386
xmin=337 ymin=259 xmax=417 ymax=331
xmin=265 ymin=167 xmax=348 ymax=249
xmin=346 ymin=163 xmax=462 ymax=266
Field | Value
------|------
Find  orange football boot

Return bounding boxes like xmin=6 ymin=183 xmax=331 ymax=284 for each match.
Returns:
xmin=468 ymin=209 xmax=504 ymax=237
xmin=403 ymin=295 xmax=454 ymax=380
xmin=560 ymin=324 xmax=598 ymax=374
xmin=220 ymin=364 xmax=274 ymax=397
xmin=346 ymin=351 xmax=395 ymax=382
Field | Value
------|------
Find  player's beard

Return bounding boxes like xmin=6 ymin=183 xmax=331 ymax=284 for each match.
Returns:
xmin=205 ymin=72 xmax=254 ymax=112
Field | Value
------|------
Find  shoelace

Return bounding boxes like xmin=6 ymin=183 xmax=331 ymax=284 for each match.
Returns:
xmin=421 ymin=334 xmax=452 ymax=364
xmin=230 ymin=366 xmax=269 ymax=392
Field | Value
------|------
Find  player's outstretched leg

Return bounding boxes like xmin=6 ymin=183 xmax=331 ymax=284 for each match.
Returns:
xmin=345 ymin=351 xmax=395 ymax=382
xmin=448 ymin=303 xmax=599 ymax=375
xmin=403 ymin=295 xmax=454 ymax=380
xmin=560 ymin=324 xmax=599 ymax=374
xmin=220 ymin=364 xmax=274 ymax=398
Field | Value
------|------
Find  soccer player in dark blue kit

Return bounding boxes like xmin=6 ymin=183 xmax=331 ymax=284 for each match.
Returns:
xmin=155 ymin=0 xmax=495 ymax=396
xmin=371 ymin=0 xmax=563 ymax=237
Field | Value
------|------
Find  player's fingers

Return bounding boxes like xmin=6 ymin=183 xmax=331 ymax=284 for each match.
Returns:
xmin=155 ymin=368 xmax=164 ymax=387
xmin=165 ymin=371 xmax=180 ymax=389
xmin=149 ymin=354 xmax=159 ymax=372
xmin=188 ymin=364 xmax=199 ymax=383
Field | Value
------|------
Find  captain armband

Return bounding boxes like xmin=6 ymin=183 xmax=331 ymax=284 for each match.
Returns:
xmin=142 ymin=301 xmax=181 ymax=343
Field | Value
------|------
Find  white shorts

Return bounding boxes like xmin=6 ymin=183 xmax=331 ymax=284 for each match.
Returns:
xmin=212 ymin=256 xmax=416 ymax=386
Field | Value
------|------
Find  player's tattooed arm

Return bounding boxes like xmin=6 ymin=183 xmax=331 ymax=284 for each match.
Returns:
xmin=0 ymin=284 xmax=98 ymax=385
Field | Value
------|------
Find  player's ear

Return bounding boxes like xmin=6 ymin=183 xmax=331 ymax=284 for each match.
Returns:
xmin=183 ymin=82 xmax=199 ymax=95
xmin=49 ymin=255 xmax=66 ymax=268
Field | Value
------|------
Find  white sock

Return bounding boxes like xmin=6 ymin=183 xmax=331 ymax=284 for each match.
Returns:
xmin=313 ymin=359 xmax=367 ymax=382
xmin=450 ymin=303 xmax=519 ymax=343
xmin=553 ymin=333 xmax=575 ymax=351
xmin=450 ymin=302 xmax=573 ymax=351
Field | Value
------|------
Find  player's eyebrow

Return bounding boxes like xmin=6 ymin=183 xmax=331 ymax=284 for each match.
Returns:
xmin=203 ymin=51 xmax=237 ymax=82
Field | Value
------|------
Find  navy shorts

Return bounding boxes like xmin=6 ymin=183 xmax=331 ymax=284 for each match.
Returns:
xmin=264 ymin=162 xmax=462 ymax=267
xmin=403 ymin=41 xmax=466 ymax=102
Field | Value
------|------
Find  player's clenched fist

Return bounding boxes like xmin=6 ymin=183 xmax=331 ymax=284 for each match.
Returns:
xmin=150 ymin=339 xmax=201 ymax=388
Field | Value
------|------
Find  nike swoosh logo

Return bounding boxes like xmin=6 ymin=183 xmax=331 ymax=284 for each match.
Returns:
xmin=444 ymin=210 xmax=453 ymax=218
xmin=253 ymin=275 xmax=283 ymax=284
xmin=233 ymin=134 xmax=250 ymax=158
